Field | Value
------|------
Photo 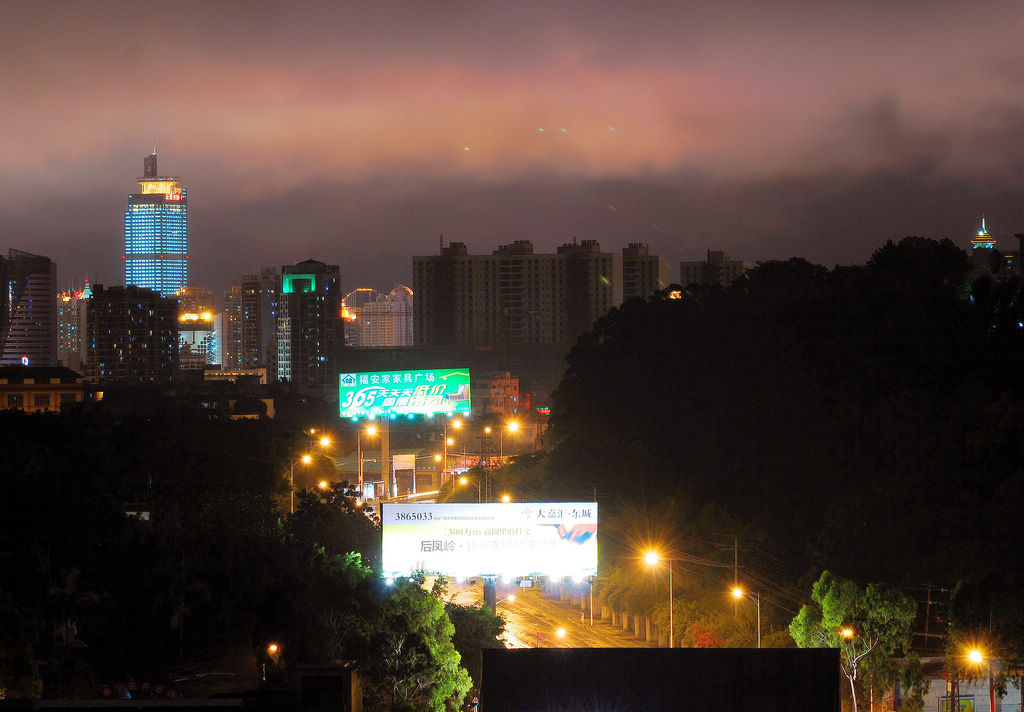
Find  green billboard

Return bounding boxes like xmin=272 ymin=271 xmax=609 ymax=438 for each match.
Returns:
xmin=338 ymin=368 xmax=471 ymax=419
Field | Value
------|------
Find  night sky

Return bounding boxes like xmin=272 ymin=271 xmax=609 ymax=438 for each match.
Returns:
xmin=3 ymin=1 xmax=1023 ymax=300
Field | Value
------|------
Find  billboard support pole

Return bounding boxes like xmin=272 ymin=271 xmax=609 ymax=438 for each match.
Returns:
xmin=382 ymin=420 xmax=392 ymax=499
xmin=483 ymin=577 xmax=497 ymax=614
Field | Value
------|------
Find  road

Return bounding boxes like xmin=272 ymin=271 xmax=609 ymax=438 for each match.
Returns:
xmin=447 ymin=581 xmax=654 ymax=649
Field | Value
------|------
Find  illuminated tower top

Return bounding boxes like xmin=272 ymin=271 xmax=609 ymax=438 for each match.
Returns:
xmin=124 ymin=152 xmax=188 ymax=296
xmin=971 ymin=216 xmax=996 ymax=250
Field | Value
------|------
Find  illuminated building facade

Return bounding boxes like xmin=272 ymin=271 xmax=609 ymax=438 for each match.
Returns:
xmin=276 ymin=260 xmax=342 ymax=384
xmin=124 ymin=152 xmax=188 ymax=296
xmin=680 ymin=250 xmax=752 ymax=288
xmin=86 ymin=284 xmax=178 ymax=382
xmin=413 ymin=239 xmax=622 ymax=347
xmin=1 ymin=249 xmax=57 ymax=367
xmin=177 ymin=285 xmax=218 ymax=370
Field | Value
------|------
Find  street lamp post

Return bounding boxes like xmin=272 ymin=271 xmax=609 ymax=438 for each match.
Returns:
xmin=968 ymin=649 xmax=995 ymax=712
xmin=731 ymin=587 xmax=761 ymax=648
xmin=358 ymin=424 xmax=378 ymax=500
xmin=443 ymin=418 xmax=462 ymax=482
xmin=289 ymin=454 xmax=312 ymax=514
xmin=459 ymin=476 xmax=481 ymax=503
xmin=644 ymin=551 xmax=673 ymax=648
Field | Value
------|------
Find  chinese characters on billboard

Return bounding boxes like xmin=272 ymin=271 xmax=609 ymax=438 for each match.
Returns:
xmin=381 ymin=502 xmax=598 ymax=579
xmin=339 ymin=368 xmax=471 ymax=419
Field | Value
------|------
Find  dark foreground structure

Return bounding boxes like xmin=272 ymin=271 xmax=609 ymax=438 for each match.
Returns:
xmin=481 ymin=648 xmax=840 ymax=712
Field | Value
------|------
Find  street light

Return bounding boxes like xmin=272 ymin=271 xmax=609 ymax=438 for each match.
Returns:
xmin=409 ymin=453 xmax=443 ymax=495
xmin=644 ymin=550 xmax=673 ymax=648
xmin=967 ymin=648 xmax=995 ymax=712
xmin=501 ymin=493 xmax=511 ymax=503
xmin=731 ymin=586 xmax=761 ymax=648
xmin=358 ymin=424 xmax=378 ymax=500
xmin=459 ymin=476 xmax=481 ymax=503
xmin=289 ymin=454 xmax=312 ymax=514
xmin=443 ymin=418 xmax=462 ymax=480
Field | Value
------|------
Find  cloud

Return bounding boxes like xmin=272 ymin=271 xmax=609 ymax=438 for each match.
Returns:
xmin=1 ymin=1 xmax=1023 ymax=295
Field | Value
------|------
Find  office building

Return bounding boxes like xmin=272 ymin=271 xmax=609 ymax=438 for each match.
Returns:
xmin=622 ymin=243 xmax=670 ymax=300
xmin=680 ymin=250 xmax=753 ymax=288
xmin=1 ymin=249 xmax=57 ymax=367
xmin=413 ymin=238 xmax=622 ymax=348
xmin=124 ymin=152 xmax=188 ymax=296
xmin=276 ymin=260 xmax=343 ymax=385
xmin=86 ymin=285 xmax=178 ymax=382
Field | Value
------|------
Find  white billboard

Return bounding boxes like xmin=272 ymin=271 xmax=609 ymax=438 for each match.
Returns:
xmin=380 ymin=502 xmax=598 ymax=579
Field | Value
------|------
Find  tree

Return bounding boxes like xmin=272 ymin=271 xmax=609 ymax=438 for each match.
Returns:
xmin=790 ymin=571 xmax=919 ymax=712
xmin=361 ymin=580 xmax=471 ymax=712
xmin=444 ymin=603 xmax=505 ymax=692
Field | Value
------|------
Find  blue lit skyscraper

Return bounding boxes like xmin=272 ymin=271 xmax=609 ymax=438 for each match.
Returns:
xmin=124 ymin=152 xmax=188 ymax=296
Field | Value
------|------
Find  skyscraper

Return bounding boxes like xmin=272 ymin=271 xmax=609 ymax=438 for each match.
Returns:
xmin=277 ymin=260 xmax=342 ymax=385
xmin=1 ymin=249 xmax=57 ymax=367
xmin=124 ymin=152 xmax=188 ymax=296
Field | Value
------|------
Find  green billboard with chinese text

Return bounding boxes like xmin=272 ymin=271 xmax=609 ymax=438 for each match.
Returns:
xmin=338 ymin=368 xmax=471 ymax=419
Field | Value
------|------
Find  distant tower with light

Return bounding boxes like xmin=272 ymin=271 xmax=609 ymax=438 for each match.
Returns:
xmin=971 ymin=216 xmax=996 ymax=250
xmin=124 ymin=152 xmax=188 ymax=296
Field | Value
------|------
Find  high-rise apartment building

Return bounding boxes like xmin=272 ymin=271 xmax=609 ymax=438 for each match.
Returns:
xmin=345 ymin=285 xmax=414 ymax=347
xmin=56 ymin=282 xmax=91 ymax=372
xmin=341 ymin=288 xmax=378 ymax=347
xmin=276 ymin=260 xmax=342 ymax=385
xmin=413 ymin=239 xmax=622 ymax=348
xmin=224 ymin=268 xmax=279 ymax=372
xmin=680 ymin=250 xmax=753 ymax=288
xmin=86 ymin=284 xmax=178 ymax=382
xmin=622 ymin=243 xmax=670 ymax=300
xmin=1 ymin=249 xmax=57 ymax=367
xmin=124 ymin=152 xmax=188 ymax=296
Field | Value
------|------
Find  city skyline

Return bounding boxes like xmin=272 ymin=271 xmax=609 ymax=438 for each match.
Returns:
xmin=2 ymin=2 xmax=1023 ymax=297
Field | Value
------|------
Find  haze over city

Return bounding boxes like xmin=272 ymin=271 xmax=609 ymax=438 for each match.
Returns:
xmin=3 ymin=0 xmax=1024 ymax=296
